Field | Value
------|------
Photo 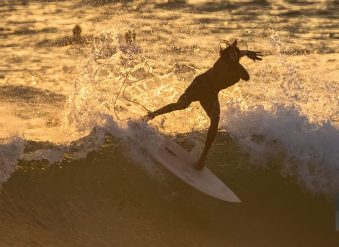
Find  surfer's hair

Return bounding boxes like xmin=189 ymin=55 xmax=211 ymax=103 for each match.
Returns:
xmin=219 ymin=39 xmax=240 ymax=62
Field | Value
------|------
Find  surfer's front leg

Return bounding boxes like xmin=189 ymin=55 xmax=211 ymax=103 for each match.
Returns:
xmin=195 ymin=116 xmax=219 ymax=170
xmin=196 ymin=98 xmax=220 ymax=170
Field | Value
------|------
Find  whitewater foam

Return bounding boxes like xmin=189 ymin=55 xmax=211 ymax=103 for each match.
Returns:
xmin=0 ymin=137 xmax=25 ymax=187
xmin=221 ymin=104 xmax=339 ymax=196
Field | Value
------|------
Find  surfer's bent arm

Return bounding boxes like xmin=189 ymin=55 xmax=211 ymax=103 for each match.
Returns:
xmin=238 ymin=50 xmax=263 ymax=61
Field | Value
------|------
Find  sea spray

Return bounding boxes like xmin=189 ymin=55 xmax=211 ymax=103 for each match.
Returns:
xmin=220 ymin=103 xmax=339 ymax=197
xmin=0 ymin=137 xmax=25 ymax=187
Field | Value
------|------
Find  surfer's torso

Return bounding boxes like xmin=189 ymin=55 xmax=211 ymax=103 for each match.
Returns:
xmin=184 ymin=57 xmax=249 ymax=100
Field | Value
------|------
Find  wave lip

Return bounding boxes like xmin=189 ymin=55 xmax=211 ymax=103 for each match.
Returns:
xmin=221 ymin=104 xmax=339 ymax=197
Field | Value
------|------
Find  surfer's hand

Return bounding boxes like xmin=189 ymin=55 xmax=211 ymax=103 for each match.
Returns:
xmin=246 ymin=50 xmax=263 ymax=62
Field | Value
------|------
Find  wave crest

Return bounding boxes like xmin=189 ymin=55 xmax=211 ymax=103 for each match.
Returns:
xmin=221 ymin=104 xmax=339 ymax=196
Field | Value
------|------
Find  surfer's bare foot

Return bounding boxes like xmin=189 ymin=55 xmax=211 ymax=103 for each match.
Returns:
xmin=141 ymin=112 xmax=155 ymax=122
xmin=194 ymin=159 xmax=205 ymax=170
xmin=141 ymin=115 xmax=149 ymax=122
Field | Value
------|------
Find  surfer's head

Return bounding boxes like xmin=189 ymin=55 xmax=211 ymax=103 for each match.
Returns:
xmin=219 ymin=39 xmax=240 ymax=63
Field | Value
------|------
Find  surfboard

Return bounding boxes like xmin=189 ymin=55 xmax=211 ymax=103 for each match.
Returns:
xmin=128 ymin=121 xmax=241 ymax=203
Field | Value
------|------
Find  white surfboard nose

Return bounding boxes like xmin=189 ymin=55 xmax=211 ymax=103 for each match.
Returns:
xmin=217 ymin=189 xmax=241 ymax=203
xmin=198 ymin=167 xmax=241 ymax=203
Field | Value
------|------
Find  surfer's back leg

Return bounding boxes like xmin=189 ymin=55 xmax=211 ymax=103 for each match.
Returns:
xmin=145 ymin=94 xmax=193 ymax=121
xmin=195 ymin=97 xmax=220 ymax=169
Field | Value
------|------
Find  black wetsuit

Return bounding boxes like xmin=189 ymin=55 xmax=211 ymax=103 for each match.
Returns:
xmin=180 ymin=57 xmax=249 ymax=103
xmin=148 ymin=53 xmax=250 ymax=167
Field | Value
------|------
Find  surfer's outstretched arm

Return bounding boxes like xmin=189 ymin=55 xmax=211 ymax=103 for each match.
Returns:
xmin=238 ymin=50 xmax=263 ymax=61
xmin=144 ymin=94 xmax=192 ymax=121
xmin=195 ymin=98 xmax=220 ymax=170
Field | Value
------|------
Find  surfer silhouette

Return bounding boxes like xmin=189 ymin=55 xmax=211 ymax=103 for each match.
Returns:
xmin=143 ymin=40 xmax=263 ymax=169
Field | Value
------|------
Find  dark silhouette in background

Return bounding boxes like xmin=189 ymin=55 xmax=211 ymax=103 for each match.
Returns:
xmin=125 ymin=30 xmax=136 ymax=45
xmin=37 ymin=25 xmax=92 ymax=47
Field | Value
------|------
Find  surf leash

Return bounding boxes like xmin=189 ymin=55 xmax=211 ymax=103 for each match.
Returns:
xmin=113 ymin=58 xmax=152 ymax=121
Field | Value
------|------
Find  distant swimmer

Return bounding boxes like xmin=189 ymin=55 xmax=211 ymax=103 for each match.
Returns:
xmin=143 ymin=40 xmax=263 ymax=169
xmin=38 ymin=25 xmax=92 ymax=47
xmin=119 ymin=30 xmax=142 ymax=55
xmin=72 ymin=25 xmax=83 ymax=44
xmin=59 ymin=24 xmax=91 ymax=46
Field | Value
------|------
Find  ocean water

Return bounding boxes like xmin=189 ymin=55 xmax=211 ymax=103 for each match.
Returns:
xmin=0 ymin=0 xmax=338 ymax=246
